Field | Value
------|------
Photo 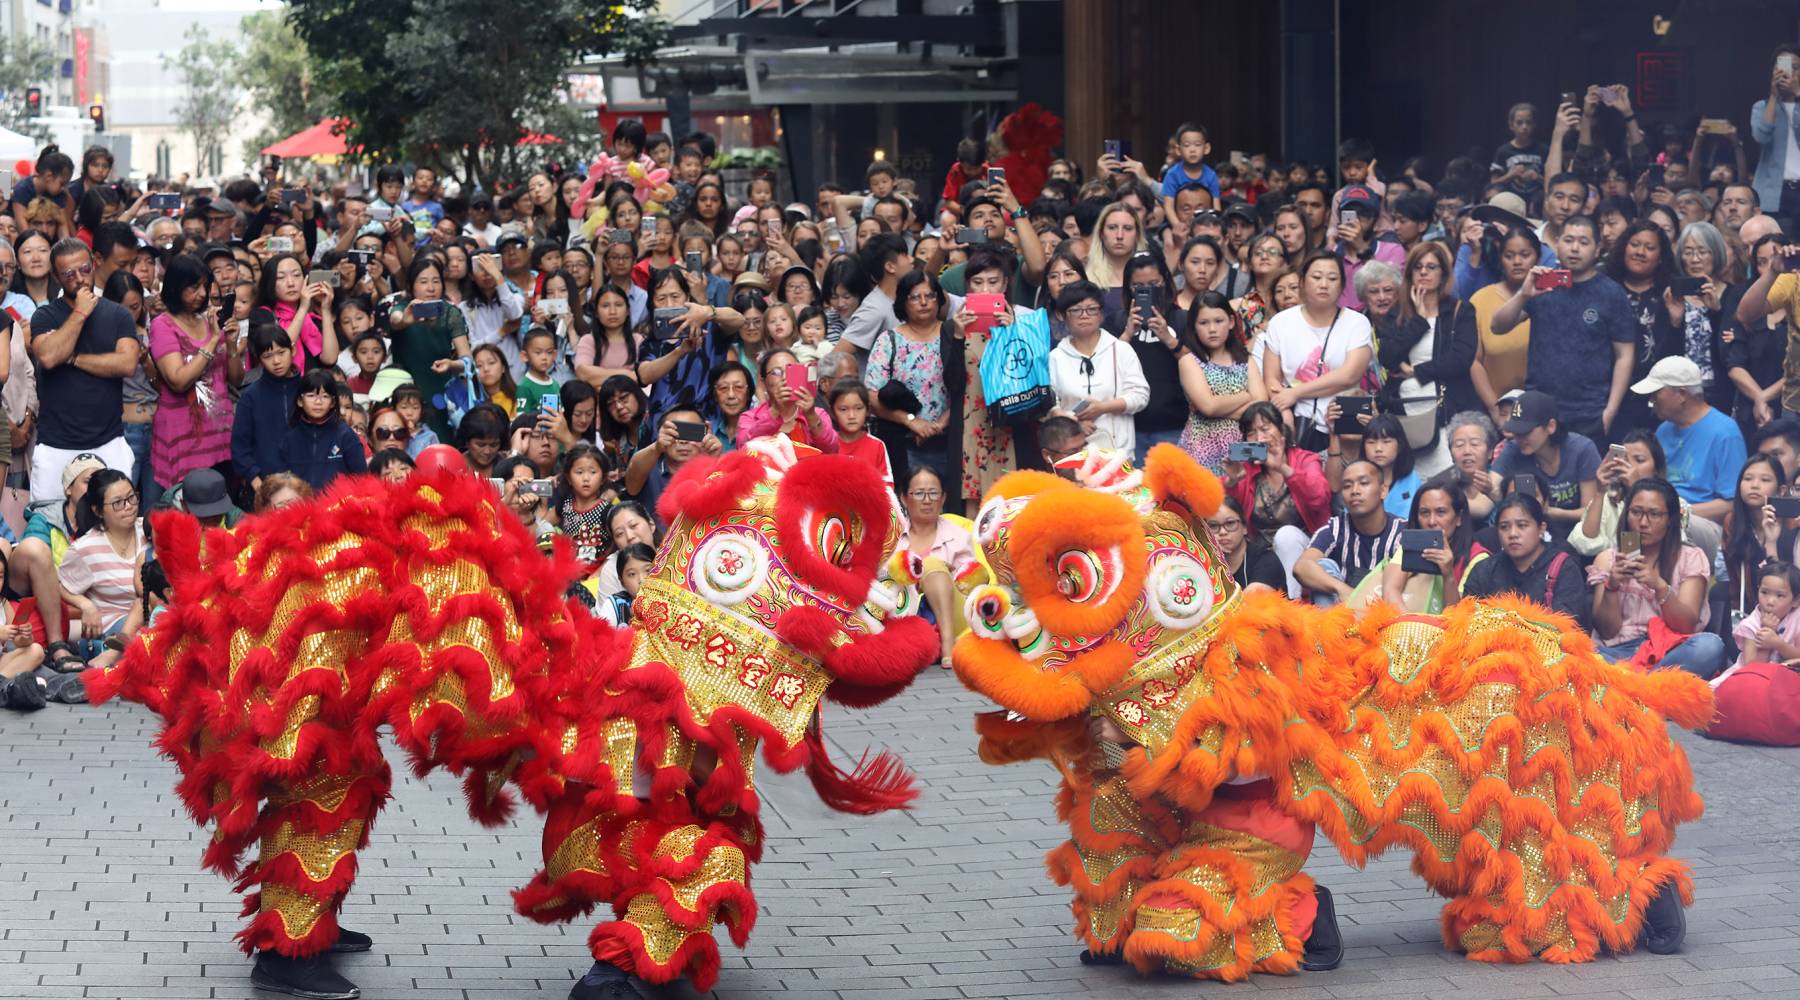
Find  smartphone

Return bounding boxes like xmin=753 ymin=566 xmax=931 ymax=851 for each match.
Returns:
xmin=1619 ymin=530 xmax=1641 ymax=555
xmin=1513 ymin=473 xmax=1539 ymax=500
xmin=1670 ymin=276 xmax=1705 ymax=297
xmin=1103 ymin=139 xmax=1122 ymax=168
xmin=1334 ymin=396 xmax=1372 ymax=437
xmin=986 ymin=167 xmax=1005 ymax=185
xmin=217 ymin=292 xmax=235 ymax=322
xmin=1606 ymin=443 xmax=1629 ymax=464
xmin=539 ymin=297 xmax=570 ymax=317
xmin=148 ymin=192 xmax=181 ymax=212
xmin=346 ymin=249 xmax=374 ymax=267
xmin=1533 ymin=269 xmax=1572 ymax=291
xmin=1340 ymin=209 xmax=1358 ymax=227
xmin=640 ymin=215 xmax=657 ymax=238
xmin=1400 ymin=529 xmax=1446 ymax=575
xmin=673 ymin=420 xmax=706 ymax=442
xmin=490 ymin=477 xmax=508 ymax=496
xmin=368 ymin=204 xmax=394 ymax=222
xmin=281 ymin=188 xmax=304 ymax=206
xmin=1698 ymin=118 xmax=1732 ymax=135
xmin=528 ymin=479 xmax=556 ymax=498
xmin=1769 ymin=496 xmax=1800 ymax=519
xmin=685 ymin=250 xmax=703 ymax=272
xmin=1780 ymin=53 xmax=1797 ymax=74
xmin=652 ymin=306 xmax=688 ymax=342
xmin=268 ymin=236 xmax=293 ymax=253
xmin=956 ymin=226 xmax=987 ymax=246
xmin=1227 ymin=441 xmax=1268 ymax=463
xmin=540 ymin=394 xmax=560 ymax=415
xmin=1786 ymin=248 xmax=1800 ymax=270
xmin=410 ymin=299 xmax=445 ymax=320
xmin=966 ymin=292 xmax=1006 ymax=319
xmin=305 ymin=269 xmax=340 ymax=288
xmin=783 ymin=363 xmax=814 ymax=399
xmin=1647 ymin=163 xmax=1667 ymax=190
xmin=605 ymin=229 xmax=634 ymax=246
xmin=1132 ymin=286 xmax=1154 ymax=320
xmin=1560 ymin=90 xmax=1579 ymax=108
xmin=1071 ymin=399 xmax=1092 ymax=415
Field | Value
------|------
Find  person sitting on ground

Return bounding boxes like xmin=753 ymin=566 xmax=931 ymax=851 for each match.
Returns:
xmin=1493 ymin=390 xmax=1601 ymax=528
xmin=1633 ymin=355 xmax=1746 ymax=523
xmin=1205 ymin=495 xmax=1285 ymax=594
xmin=1375 ymin=472 xmax=1487 ymax=613
xmin=1569 ymin=427 xmax=1721 ymax=565
xmin=1589 ymin=477 xmax=1726 ymax=677
xmin=1464 ymin=493 xmax=1592 ymax=629
xmin=1293 ymin=459 xmax=1403 ymax=606
xmin=6 ymin=454 xmax=104 ymax=674
xmin=56 ymin=468 xmax=144 ymax=671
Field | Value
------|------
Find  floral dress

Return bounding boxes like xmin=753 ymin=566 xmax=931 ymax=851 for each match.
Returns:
xmin=1178 ymin=359 xmax=1247 ymax=474
xmin=865 ymin=326 xmax=948 ymax=422
xmin=959 ymin=324 xmax=1015 ymax=502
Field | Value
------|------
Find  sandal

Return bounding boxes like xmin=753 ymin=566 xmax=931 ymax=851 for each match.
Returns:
xmin=43 ymin=641 xmax=86 ymax=674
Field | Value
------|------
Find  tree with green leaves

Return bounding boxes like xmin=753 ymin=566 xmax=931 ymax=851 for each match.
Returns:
xmin=238 ymin=10 xmax=330 ymax=165
xmin=0 ymin=36 xmax=58 ymax=142
xmin=286 ymin=0 xmax=667 ymax=187
xmin=163 ymin=25 xmax=243 ymax=176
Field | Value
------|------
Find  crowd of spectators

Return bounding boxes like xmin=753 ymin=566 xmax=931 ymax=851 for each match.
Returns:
xmin=6 ymin=45 xmax=1800 ymax=714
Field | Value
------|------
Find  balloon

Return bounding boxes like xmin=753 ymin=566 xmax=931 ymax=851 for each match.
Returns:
xmin=14 ymin=159 xmax=31 ymax=178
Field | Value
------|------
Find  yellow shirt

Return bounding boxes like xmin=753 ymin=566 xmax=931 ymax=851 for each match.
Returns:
xmin=489 ymin=389 xmax=517 ymax=418
xmin=1471 ymin=281 xmax=1530 ymax=396
xmin=1771 ymin=274 xmax=1800 ymax=414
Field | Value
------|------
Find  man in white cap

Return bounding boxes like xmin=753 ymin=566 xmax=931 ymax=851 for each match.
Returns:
xmin=1634 ymin=356 xmax=1746 ymax=522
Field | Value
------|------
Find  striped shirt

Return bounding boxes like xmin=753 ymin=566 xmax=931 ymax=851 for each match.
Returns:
xmin=58 ymin=524 xmax=144 ymax=631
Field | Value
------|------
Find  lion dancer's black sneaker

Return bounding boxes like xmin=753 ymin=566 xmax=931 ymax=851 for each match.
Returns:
xmin=329 ymin=928 xmax=372 ymax=954
xmin=1077 ymin=948 xmax=1123 ymax=966
xmin=569 ymin=960 xmax=644 ymax=999
xmin=250 ymin=951 xmax=359 ymax=1000
xmin=1301 ymin=884 xmax=1344 ymax=971
xmin=1639 ymin=880 xmax=1687 ymax=955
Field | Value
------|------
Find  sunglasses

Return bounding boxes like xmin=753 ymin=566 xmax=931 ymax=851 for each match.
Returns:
xmin=373 ymin=426 xmax=409 ymax=441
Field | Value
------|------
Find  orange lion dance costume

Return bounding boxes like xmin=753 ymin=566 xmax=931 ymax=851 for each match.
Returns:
xmin=952 ymin=446 xmax=1712 ymax=983
xmin=89 ymin=441 xmax=938 ymax=1000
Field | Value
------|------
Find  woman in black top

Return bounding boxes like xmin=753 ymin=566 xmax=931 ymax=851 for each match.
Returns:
xmin=1464 ymin=494 xmax=1591 ymax=628
xmin=1603 ymin=220 xmax=1679 ymax=438
xmin=1206 ymin=496 xmax=1285 ymax=594
xmin=1723 ymin=235 xmax=1791 ymax=434
xmin=1376 ymin=241 xmax=1480 ymax=431
xmin=1106 ymin=252 xmax=1188 ymax=462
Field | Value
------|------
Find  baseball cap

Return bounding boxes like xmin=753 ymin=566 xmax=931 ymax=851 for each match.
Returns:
xmin=61 ymin=453 xmax=106 ymax=494
xmin=1339 ymin=185 xmax=1379 ymax=214
xmin=496 ymin=231 xmax=529 ymax=250
xmin=1631 ymin=356 xmax=1704 ymax=395
xmin=181 ymin=468 xmax=233 ymax=518
xmin=200 ymin=242 xmax=237 ymax=265
xmin=1221 ymin=201 xmax=1257 ymax=226
xmin=1502 ymin=390 xmax=1559 ymax=435
xmin=1190 ymin=209 xmax=1222 ymax=228
xmin=1470 ymin=192 xmax=1531 ymax=231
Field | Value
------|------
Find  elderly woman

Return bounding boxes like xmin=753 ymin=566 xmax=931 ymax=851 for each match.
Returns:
xmin=1354 ymin=259 xmax=1403 ymax=330
xmin=1667 ymin=221 xmax=1734 ymax=411
xmin=1445 ymin=409 xmax=1500 ymax=520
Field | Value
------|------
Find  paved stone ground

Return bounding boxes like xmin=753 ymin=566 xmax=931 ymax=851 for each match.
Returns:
xmin=3 ymin=666 xmax=1800 ymax=1000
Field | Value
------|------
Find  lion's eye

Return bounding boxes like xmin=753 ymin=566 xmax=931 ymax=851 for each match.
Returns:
xmin=815 ymin=514 xmax=854 ymax=566
xmin=1054 ymin=549 xmax=1104 ymax=603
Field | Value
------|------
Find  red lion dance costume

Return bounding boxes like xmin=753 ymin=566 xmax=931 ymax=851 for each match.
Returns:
xmin=89 ymin=441 xmax=938 ymax=1000
xmin=952 ymin=446 xmax=1710 ymax=982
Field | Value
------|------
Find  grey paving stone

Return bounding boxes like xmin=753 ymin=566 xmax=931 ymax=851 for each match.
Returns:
xmin=4 ymin=669 xmax=1799 ymax=999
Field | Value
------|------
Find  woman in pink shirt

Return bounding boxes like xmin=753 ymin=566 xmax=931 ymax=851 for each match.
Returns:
xmin=733 ymin=348 xmax=838 ymax=452
xmin=148 ymin=256 xmax=243 ymax=491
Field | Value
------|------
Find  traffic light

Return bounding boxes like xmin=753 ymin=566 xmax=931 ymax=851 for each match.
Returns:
xmin=24 ymin=88 xmax=41 ymax=115
xmin=88 ymin=103 xmax=104 ymax=132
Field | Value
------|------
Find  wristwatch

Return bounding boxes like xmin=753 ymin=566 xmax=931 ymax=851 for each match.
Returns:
xmin=1010 ymin=207 xmax=1028 ymax=221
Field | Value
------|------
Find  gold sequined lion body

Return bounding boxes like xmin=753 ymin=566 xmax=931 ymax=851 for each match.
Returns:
xmin=952 ymin=446 xmax=1713 ymax=982
xmin=90 ymin=442 xmax=938 ymax=992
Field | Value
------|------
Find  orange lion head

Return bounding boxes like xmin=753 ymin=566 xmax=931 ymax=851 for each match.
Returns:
xmin=951 ymin=446 xmax=1234 ymax=720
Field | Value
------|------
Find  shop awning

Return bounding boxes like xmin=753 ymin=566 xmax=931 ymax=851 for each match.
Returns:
xmin=261 ymin=118 xmax=353 ymax=158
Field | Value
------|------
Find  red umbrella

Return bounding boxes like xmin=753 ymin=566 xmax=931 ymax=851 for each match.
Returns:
xmin=261 ymin=118 xmax=354 ymax=158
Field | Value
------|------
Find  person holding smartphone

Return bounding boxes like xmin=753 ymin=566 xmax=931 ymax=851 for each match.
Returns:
xmin=1749 ymin=43 xmax=1800 ymax=232
xmin=733 ymin=348 xmax=838 ymax=452
xmin=1589 ymin=478 xmax=1725 ymax=677
xmin=388 ymin=257 xmax=471 ymax=440
xmin=1376 ymin=474 xmax=1483 ymax=613
xmin=1332 ymin=186 xmax=1404 ymax=310
xmin=1489 ymin=216 xmax=1635 ymax=441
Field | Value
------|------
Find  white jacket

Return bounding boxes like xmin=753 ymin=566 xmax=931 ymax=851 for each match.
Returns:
xmin=1048 ymin=332 xmax=1150 ymax=455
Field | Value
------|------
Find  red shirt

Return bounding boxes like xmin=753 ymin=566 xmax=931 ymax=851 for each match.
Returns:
xmin=837 ymin=432 xmax=892 ymax=486
xmin=941 ymin=163 xmax=988 ymax=205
